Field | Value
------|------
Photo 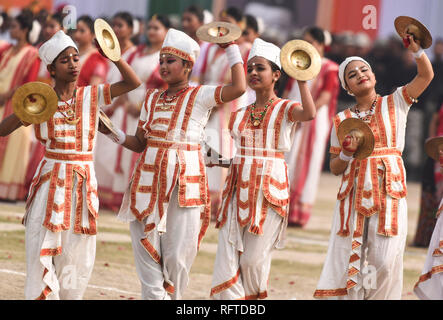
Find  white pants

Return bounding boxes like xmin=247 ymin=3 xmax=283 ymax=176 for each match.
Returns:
xmin=315 ymin=205 xmax=407 ymax=300
xmin=211 ymin=195 xmax=284 ymax=300
xmin=24 ymin=177 xmax=96 ymax=300
xmin=129 ymin=186 xmax=202 ymax=300
xmin=414 ymin=211 xmax=443 ymax=300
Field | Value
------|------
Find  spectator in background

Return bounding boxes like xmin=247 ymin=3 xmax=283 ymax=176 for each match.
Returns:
xmin=0 ymin=11 xmax=12 ymax=43
xmin=353 ymin=32 xmax=372 ymax=59
xmin=181 ymin=4 xmax=209 ymax=85
xmin=0 ymin=9 xmax=40 ymax=201
xmin=412 ymin=101 xmax=443 ymax=248
xmin=182 ymin=4 xmax=205 ymax=43
xmin=427 ymin=38 xmax=443 ymax=111
xmin=243 ymin=14 xmax=261 ymax=44
xmin=131 ymin=16 xmax=144 ymax=46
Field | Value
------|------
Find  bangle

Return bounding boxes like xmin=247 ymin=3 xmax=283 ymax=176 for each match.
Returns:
xmin=107 ymin=128 xmax=126 ymax=145
xmin=225 ymin=44 xmax=243 ymax=68
xmin=339 ymin=150 xmax=353 ymax=162
xmin=413 ymin=48 xmax=424 ymax=59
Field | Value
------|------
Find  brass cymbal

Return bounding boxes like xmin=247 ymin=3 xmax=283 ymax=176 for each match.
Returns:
xmin=98 ymin=109 xmax=118 ymax=136
xmin=394 ymin=16 xmax=432 ymax=49
xmin=94 ymin=18 xmax=121 ymax=61
xmin=196 ymin=21 xmax=242 ymax=44
xmin=337 ymin=118 xmax=375 ymax=160
xmin=12 ymin=81 xmax=58 ymax=124
xmin=280 ymin=39 xmax=322 ymax=81
xmin=424 ymin=136 xmax=443 ymax=161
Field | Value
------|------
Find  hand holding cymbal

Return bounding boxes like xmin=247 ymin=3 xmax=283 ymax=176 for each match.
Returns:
xmin=395 ymin=16 xmax=432 ymax=49
xmin=98 ymin=109 xmax=118 ymax=136
xmin=337 ymin=118 xmax=375 ymax=160
xmin=94 ymin=18 xmax=121 ymax=61
xmin=196 ymin=21 xmax=242 ymax=44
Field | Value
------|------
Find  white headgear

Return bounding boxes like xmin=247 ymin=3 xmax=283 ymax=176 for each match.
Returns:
xmin=338 ymin=56 xmax=372 ymax=92
xmin=160 ymin=28 xmax=200 ymax=63
xmin=247 ymin=38 xmax=281 ymax=69
xmin=38 ymin=30 xmax=78 ymax=65
xmin=132 ymin=18 xmax=140 ymax=36
xmin=29 ymin=20 xmax=41 ymax=45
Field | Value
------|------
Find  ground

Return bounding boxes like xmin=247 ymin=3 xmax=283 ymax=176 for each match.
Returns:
xmin=0 ymin=172 xmax=427 ymax=300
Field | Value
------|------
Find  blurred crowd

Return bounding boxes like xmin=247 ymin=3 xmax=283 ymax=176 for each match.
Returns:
xmin=0 ymin=2 xmax=442 ymax=202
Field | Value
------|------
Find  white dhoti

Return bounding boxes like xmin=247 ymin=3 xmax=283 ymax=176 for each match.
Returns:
xmin=128 ymin=186 xmax=201 ymax=300
xmin=210 ymin=194 xmax=284 ymax=300
xmin=414 ymin=203 xmax=443 ymax=300
xmin=314 ymin=199 xmax=408 ymax=300
xmin=24 ymin=175 xmax=96 ymax=300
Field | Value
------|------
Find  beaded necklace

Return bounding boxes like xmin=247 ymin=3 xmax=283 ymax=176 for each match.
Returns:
xmin=250 ymin=98 xmax=274 ymax=127
xmin=354 ymin=94 xmax=379 ymax=122
xmin=56 ymin=88 xmax=79 ymax=125
xmin=160 ymin=86 xmax=189 ymax=109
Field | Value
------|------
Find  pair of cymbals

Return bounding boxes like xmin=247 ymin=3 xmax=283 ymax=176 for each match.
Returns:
xmin=394 ymin=16 xmax=432 ymax=49
xmin=94 ymin=18 xmax=121 ymax=61
xmin=337 ymin=118 xmax=375 ymax=160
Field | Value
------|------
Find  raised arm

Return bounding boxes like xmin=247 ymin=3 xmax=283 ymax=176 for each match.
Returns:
xmin=290 ymin=80 xmax=316 ymax=122
xmin=109 ymin=59 xmax=142 ymax=99
xmin=0 ymin=113 xmax=25 ymax=137
xmin=219 ymin=44 xmax=246 ymax=103
xmin=404 ymin=34 xmax=434 ymax=100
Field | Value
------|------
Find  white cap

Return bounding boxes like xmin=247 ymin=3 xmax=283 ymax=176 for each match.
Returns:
xmin=247 ymin=38 xmax=281 ymax=69
xmin=338 ymin=56 xmax=372 ymax=91
xmin=203 ymin=10 xmax=214 ymax=24
xmin=38 ymin=30 xmax=78 ymax=65
xmin=160 ymin=28 xmax=200 ymax=63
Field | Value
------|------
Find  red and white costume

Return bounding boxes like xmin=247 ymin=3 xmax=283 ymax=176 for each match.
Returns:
xmin=314 ymin=86 xmax=413 ymax=299
xmin=117 ymin=29 xmax=224 ymax=300
xmin=22 ymin=31 xmax=113 ymax=300
xmin=211 ymin=38 xmax=297 ymax=299
xmin=24 ymin=84 xmax=112 ymax=299
xmin=25 ymin=46 xmax=109 ymax=197
xmin=414 ymin=198 xmax=443 ymax=299
xmin=285 ymin=57 xmax=339 ymax=226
